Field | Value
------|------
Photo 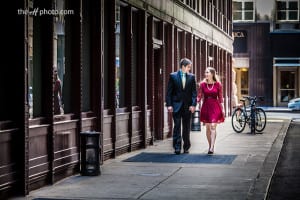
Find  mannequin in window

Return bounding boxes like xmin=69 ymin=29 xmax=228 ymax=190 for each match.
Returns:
xmin=54 ymin=66 xmax=63 ymax=115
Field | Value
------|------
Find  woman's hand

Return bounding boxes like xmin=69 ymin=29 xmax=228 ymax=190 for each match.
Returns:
xmin=221 ymin=103 xmax=225 ymax=117
xmin=189 ymin=106 xmax=195 ymax=113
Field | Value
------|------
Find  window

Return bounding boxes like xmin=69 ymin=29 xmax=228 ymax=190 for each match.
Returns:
xmin=132 ymin=11 xmax=138 ymax=106
xmin=28 ymin=0 xmax=43 ymax=118
xmin=28 ymin=0 xmax=34 ymax=118
xmin=241 ymin=69 xmax=249 ymax=96
xmin=54 ymin=0 xmax=66 ymax=115
xmin=177 ymin=31 xmax=183 ymax=68
xmin=277 ymin=0 xmax=299 ymax=21
xmin=115 ymin=3 xmax=127 ymax=108
xmin=115 ymin=3 xmax=120 ymax=108
xmin=233 ymin=0 xmax=254 ymax=21
xmin=82 ymin=0 xmax=92 ymax=112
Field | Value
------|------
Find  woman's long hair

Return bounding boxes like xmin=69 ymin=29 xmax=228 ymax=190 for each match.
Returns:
xmin=202 ymin=67 xmax=220 ymax=83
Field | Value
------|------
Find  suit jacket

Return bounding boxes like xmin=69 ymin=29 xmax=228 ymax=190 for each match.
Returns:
xmin=166 ymin=71 xmax=197 ymax=113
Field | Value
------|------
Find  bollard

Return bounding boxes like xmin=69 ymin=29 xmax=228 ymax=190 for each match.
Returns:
xmin=191 ymin=110 xmax=201 ymax=131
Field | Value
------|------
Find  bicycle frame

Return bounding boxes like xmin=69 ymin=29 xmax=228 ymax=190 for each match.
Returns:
xmin=239 ymin=99 xmax=254 ymax=132
xmin=231 ymin=96 xmax=266 ymax=134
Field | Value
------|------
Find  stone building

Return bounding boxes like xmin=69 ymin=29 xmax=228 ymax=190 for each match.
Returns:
xmin=0 ymin=0 xmax=233 ymax=197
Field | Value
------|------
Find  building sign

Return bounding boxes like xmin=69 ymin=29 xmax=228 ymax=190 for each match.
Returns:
xmin=233 ymin=31 xmax=246 ymax=38
xmin=233 ymin=30 xmax=247 ymax=53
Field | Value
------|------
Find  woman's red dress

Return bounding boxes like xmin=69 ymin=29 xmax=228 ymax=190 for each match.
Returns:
xmin=197 ymin=81 xmax=225 ymax=123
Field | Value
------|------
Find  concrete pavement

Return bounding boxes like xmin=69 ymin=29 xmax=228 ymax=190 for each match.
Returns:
xmin=22 ymin=116 xmax=291 ymax=200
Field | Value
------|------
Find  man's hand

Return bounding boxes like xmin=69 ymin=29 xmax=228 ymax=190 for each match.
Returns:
xmin=167 ymin=106 xmax=173 ymax=112
xmin=189 ymin=106 xmax=195 ymax=113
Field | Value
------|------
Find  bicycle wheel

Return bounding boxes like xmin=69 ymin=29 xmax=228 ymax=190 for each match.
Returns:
xmin=255 ymin=108 xmax=267 ymax=133
xmin=231 ymin=108 xmax=246 ymax=133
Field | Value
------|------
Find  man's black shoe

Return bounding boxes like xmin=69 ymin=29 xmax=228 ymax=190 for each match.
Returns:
xmin=183 ymin=150 xmax=189 ymax=154
xmin=174 ymin=149 xmax=181 ymax=155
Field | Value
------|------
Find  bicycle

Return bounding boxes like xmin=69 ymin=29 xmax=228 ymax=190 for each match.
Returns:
xmin=231 ymin=96 xmax=267 ymax=134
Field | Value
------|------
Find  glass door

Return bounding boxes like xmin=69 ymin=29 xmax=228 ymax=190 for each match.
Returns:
xmin=278 ymin=69 xmax=297 ymax=106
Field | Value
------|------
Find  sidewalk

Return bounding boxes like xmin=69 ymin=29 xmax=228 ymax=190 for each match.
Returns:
xmin=260 ymin=107 xmax=292 ymax=112
xmin=25 ymin=117 xmax=290 ymax=200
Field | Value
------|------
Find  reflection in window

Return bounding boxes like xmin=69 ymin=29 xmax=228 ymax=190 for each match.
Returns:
xmin=277 ymin=0 xmax=299 ymax=21
xmin=115 ymin=3 xmax=120 ymax=108
xmin=28 ymin=1 xmax=33 ymax=118
xmin=280 ymin=71 xmax=295 ymax=102
xmin=54 ymin=0 xmax=65 ymax=115
xmin=28 ymin=0 xmax=42 ymax=119
xmin=115 ymin=2 xmax=125 ymax=108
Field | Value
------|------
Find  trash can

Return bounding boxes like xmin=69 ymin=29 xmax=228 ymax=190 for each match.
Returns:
xmin=80 ymin=131 xmax=101 ymax=176
xmin=191 ymin=110 xmax=201 ymax=131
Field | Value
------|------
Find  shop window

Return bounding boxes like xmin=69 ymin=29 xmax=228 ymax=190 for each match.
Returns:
xmin=28 ymin=0 xmax=42 ymax=118
xmin=54 ymin=0 xmax=66 ymax=115
xmin=280 ymin=71 xmax=295 ymax=102
xmin=115 ymin=3 xmax=126 ymax=108
xmin=54 ymin=0 xmax=74 ymax=115
xmin=115 ymin=3 xmax=121 ymax=108
xmin=132 ymin=11 xmax=138 ymax=106
xmin=82 ymin=0 xmax=92 ymax=112
xmin=233 ymin=0 xmax=254 ymax=21
xmin=28 ymin=0 xmax=34 ymax=118
xmin=276 ymin=0 xmax=299 ymax=21
xmin=28 ymin=0 xmax=73 ymax=118
xmin=103 ymin=0 xmax=110 ymax=109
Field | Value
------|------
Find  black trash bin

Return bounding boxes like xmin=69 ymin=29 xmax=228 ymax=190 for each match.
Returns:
xmin=80 ymin=131 xmax=101 ymax=176
xmin=191 ymin=110 xmax=201 ymax=131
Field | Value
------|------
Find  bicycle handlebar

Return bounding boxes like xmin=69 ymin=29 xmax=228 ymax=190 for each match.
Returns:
xmin=242 ymin=96 xmax=264 ymax=101
xmin=242 ymin=96 xmax=256 ymax=100
xmin=240 ymin=96 xmax=264 ymax=106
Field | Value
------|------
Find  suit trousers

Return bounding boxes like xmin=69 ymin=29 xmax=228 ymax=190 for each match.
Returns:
xmin=172 ymin=105 xmax=191 ymax=151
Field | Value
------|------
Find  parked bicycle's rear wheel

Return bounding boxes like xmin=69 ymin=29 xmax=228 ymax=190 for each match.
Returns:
xmin=232 ymin=108 xmax=247 ymax=133
xmin=255 ymin=108 xmax=267 ymax=133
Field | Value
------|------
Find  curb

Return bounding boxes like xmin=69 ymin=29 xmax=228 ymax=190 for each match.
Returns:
xmin=246 ymin=118 xmax=291 ymax=200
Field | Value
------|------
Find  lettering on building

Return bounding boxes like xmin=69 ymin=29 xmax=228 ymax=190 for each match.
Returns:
xmin=233 ymin=31 xmax=246 ymax=38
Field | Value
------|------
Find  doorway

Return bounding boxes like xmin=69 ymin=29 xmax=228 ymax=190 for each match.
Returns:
xmin=234 ymin=67 xmax=249 ymax=101
xmin=277 ymin=68 xmax=298 ymax=106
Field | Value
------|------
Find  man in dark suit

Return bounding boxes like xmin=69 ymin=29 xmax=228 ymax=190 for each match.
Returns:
xmin=166 ymin=58 xmax=197 ymax=154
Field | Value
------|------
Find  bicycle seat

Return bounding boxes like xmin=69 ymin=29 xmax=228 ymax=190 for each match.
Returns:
xmin=258 ymin=96 xmax=264 ymax=101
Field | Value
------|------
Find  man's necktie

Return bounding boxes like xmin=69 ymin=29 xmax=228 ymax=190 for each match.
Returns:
xmin=182 ymin=73 xmax=186 ymax=89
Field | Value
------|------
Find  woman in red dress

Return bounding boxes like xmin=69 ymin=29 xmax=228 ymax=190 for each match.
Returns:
xmin=197 ymin=67 xmax=225 ymax=154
